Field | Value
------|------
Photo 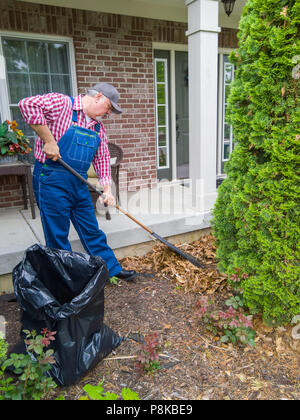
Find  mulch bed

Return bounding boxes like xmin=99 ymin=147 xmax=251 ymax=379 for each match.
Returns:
xmin=0 ymin=235 xmax=299 ymax=400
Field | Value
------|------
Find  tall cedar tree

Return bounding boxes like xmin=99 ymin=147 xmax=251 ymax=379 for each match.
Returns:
xmin=213 ymin=0 xmax=299 ymax=324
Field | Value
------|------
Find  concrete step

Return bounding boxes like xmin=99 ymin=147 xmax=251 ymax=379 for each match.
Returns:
xmin=0 ymin=183 xmax=213 ymax=292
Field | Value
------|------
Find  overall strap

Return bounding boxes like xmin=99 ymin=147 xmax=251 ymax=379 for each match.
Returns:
xmin=69 ymin=96 xmax=78 ymax=123
xmin=69 ymin=95 xmax=100 ymax=133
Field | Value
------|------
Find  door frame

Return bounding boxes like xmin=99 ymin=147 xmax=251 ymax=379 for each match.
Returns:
xmin=217 ymin=47 xmax=234 ymax=179
xmin=154 ymin=50 xmax=172 ymax=181
xmin=153 ymin=42 xmax=188 ymax=182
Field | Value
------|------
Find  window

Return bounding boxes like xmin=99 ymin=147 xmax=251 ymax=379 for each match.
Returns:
xmin=218 ymin=53 xmax=235 ymax=175
xmin=0 ymin=34 xmax=75 ymax=163
xmin=154 ymin=58 xmax=170 ymax=169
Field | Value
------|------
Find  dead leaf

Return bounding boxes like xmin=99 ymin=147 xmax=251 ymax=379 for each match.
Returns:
xmin=205 ymin=349 xmax=213 ymax=359
xmin=236 ymin=373 xmax=247 ymax=383
xmin=120 ymin=365 xmax=131 ymax=373
xmin=275 ymin=337 xmax=285 ymax=353
xmin=251 ymin=379 xmax=265 ymax=391
xmin=280 ymin=6 xmax=288 ymax=17
xmin=163 ymin=324 xmax=172 ymax=330
xmin=121 ymin=234 xmax=227 ymax=295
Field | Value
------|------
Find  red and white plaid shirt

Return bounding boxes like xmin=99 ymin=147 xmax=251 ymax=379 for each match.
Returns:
xmin=18 ymin=93 xmax=112 ymax=185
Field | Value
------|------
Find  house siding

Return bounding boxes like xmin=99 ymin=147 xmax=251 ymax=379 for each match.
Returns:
xmin=0 ymin=0 xmax=237 ymax=209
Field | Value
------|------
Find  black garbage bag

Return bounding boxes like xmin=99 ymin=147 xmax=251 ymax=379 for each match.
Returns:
xmin=12 ymin=244 xmax=122 ymax=387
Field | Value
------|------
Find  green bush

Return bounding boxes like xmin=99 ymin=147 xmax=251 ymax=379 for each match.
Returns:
xmin=213 ymin=0 xmax=300 ymax=324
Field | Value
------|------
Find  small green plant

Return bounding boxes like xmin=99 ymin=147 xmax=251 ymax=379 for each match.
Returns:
xmin=136 ymin=333 xmax=161 ymax=374
xmin=225 ymin=295 xmax=244 ymax=310
xmin=218 ymin=307 xmax=256 ymax=346
xmin=80 ymin=379 xmax=140 ymax=400
xmin=196 ymin=296 xmax=256 ymax=347
xmin=109 ymin=276 xmax=119 ymax=285
xmin=0 ymin=329 xmax=57 ymax=400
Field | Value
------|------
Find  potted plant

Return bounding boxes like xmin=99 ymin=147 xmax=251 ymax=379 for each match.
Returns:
xmin=0 ymin=120 xmax=31 ymax=164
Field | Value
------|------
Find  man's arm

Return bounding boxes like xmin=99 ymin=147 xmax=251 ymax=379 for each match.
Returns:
xmin=29 ymin=124 xmax=61 ymax=161
xmin=92 ymin=122 xmax=115 ymax=206
xmin=102 ymin=185 xmax=115 ymax=207
xmin=18 ymin=93 xmax=69 ymax=161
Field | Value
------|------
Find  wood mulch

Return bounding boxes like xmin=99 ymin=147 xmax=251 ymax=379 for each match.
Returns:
xmin=0 ymin=234 xmax=299 ymax=400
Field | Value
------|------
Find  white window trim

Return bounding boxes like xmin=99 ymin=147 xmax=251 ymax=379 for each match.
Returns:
xmin=154 ymin=57 xmax=170 ymax=170
xmin=0 ymin=31 xmax=77 ymax=122
xmin=217 ymin=48 xmax=234 ymax=178
xmin=153 ymin=42 xmax=188 ymax=181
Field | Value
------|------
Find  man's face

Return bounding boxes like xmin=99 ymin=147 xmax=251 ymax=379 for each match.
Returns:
xmin=86 ymin=93 xmax=113 ymax=120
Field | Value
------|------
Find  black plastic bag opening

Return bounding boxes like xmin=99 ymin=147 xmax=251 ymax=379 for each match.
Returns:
xmin=12 ymin=244 xmax=122 ymax=387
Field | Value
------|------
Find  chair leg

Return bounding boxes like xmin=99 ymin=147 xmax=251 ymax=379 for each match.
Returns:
xmin=104 ymin=202 xmax=111 ymax=220
xmin=116 ymin=167 xmax=120 ymax=205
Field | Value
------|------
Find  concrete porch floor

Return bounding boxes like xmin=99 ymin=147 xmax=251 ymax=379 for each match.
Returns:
xmin=0 ymin=181 xmax=212 ymax=292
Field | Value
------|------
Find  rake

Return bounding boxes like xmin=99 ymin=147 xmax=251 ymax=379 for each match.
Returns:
xmin=57 ymin=158 xmax=205 ymax=269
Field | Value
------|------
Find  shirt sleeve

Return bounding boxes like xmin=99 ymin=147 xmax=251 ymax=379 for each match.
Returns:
xmin=18 ymin=93 xmax=68 ymax=126
xmin=92 ymin=123 xmax=113 ymax=186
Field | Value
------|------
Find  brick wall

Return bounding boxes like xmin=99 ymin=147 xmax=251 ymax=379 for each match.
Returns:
xmin=0 ymin=175 xmax=24 ymax=209
xmin=219 ymin=27 xmax=239 ymax=49
xmin=0 ymin=0 xmax=238 ymax=208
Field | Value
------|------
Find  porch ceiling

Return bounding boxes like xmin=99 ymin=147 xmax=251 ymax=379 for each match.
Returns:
xmin=20 ymin=0 xmax=188 ymax=23
xmin=19 ymin=0 xmax=247 ymax=28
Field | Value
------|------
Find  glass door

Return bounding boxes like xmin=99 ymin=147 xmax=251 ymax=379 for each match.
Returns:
xmin=218 ymin=53 xmax=235 ymax=175
xmin=175 ymin=51 xmax=189 ymax=179
xmin=154 ymin=50 xmax=172 ymax=181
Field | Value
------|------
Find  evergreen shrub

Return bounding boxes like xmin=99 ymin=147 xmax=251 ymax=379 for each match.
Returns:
xmin=213 ymin=0 xmax=299 ymax=324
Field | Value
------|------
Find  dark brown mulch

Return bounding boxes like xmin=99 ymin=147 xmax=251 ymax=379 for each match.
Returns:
xmin=0 ymin=236 xmax=299 ymax=400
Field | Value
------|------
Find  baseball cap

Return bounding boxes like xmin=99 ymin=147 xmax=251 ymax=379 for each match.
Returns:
xmin=92 ymin=83 xmax=122 ymax=114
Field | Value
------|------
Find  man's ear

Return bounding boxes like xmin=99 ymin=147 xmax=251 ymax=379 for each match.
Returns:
xmin=95 ymin=92 xmax=103 ymax=102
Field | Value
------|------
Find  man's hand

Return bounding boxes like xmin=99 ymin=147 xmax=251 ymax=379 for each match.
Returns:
xmin=43 ymin=141 xmax=61 ymax=161
xmin=102 ymin=186 xmax=116 ymax=207
xmin=29 ymin=124 xmax=61 ymax=161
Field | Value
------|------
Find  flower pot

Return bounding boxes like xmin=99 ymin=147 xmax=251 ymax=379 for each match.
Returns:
xmin=0 ymin=154 xmax=18 ymax=165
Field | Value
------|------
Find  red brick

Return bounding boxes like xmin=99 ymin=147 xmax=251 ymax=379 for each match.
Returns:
xmin=12 ymin=200 xmax=24 ymax=206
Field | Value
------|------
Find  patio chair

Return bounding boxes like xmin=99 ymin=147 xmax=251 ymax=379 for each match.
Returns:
xmin=88 ymin=142 xmax=123 ymax=220
xmin=108 ymin=142 xmax=123 ymax=205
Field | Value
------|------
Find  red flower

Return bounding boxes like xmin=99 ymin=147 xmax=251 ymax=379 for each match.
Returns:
xmin=238 ymin=314 xmax=253 ymax=328
xmin=218 ymin=311 xmax=227 ymax=319
xmin=226 ymin=306 xmax=237 ymax=318
xmin=229 ymin=319 xmax=240 ymax=328
xmin=40 ymin=329 xmax=56 ymax=347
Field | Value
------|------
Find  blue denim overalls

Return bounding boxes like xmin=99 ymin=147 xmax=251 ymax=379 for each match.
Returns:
xmin=32 ymin=96 xmax=122 ymax=277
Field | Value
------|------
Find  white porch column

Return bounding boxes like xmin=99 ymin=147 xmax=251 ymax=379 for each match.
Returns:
xmin=185 ymin=0 xmax=220 ymax=213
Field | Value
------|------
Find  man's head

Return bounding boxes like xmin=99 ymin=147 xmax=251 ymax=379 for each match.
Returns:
xmin=83 ymin=83 xmax=122 ymax=120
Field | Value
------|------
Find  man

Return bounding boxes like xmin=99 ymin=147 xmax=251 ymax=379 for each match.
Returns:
xmin=18 ymin=83 xmax=137 ymax=281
